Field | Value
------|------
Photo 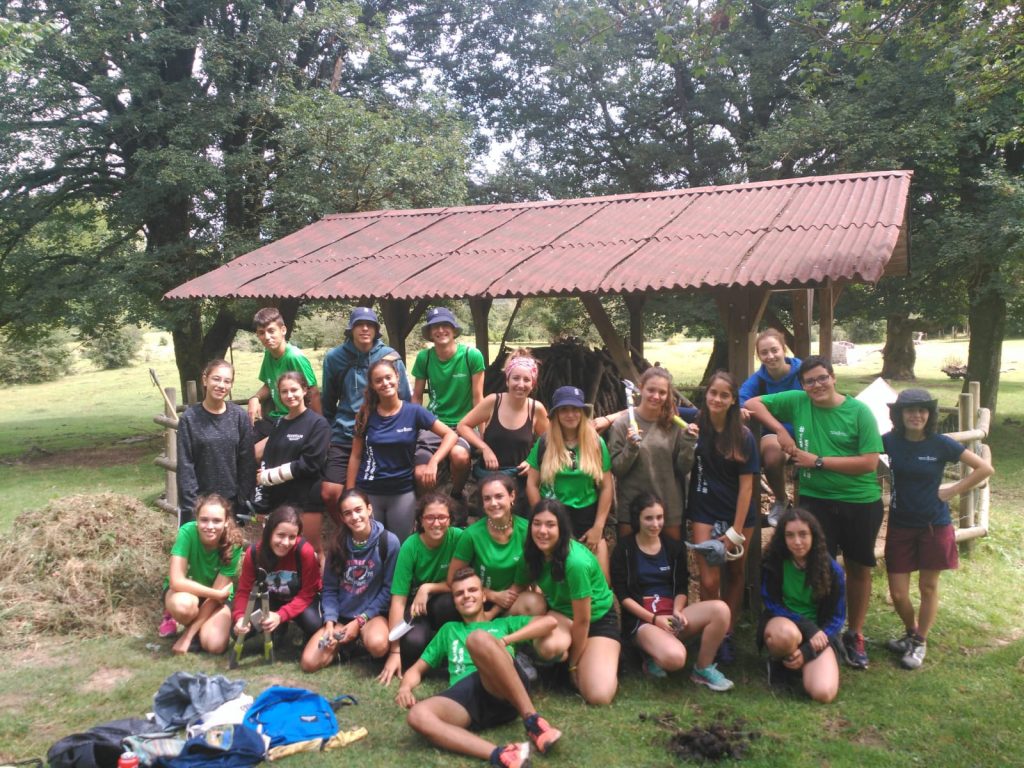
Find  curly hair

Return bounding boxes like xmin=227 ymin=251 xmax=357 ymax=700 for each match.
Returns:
xmin=255 ymin=505 xmax=304 ymax=574
xmin=762 ymin=507 xmax=832 ymax=601
xmin=194 ymin=493 xmax=244 ymax=566
xmin=414 ymin=491 xmax=455 ymax=534
xmin=523 ymin=499 xmax=573 ymax=584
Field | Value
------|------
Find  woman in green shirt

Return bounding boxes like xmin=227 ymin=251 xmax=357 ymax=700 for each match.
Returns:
xmin=517 ymin=499 xmax=620 ymax=706
xmin=379 ymin=492 xmax=464 ymax=685
xmin=164 ymin=493 xmax=245 ymax=655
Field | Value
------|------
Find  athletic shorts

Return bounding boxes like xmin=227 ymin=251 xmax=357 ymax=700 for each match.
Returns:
xmin=323 ymin=443 xmax=353 ymax=485
xmin=566 ymin=503 xmax=597 ymax=538
xmin=801 ymin=496 xmax=885 ymax=567
xmin=885 ymin=524 xmax=958 ymax=574
xmin=587 ymin=609 xmax=621 ymax=641
xmin=414 ymin=429 xmax=472 ymax=466
xmin=688 ymin=503 xmax=759 ymax=532
xmin=436 ymin=660 xmax=531 ymax=731
xmin=253 ymin=418 xmax=275 ymax=441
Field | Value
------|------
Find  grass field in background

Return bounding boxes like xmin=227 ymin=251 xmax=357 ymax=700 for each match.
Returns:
xmin=0 ymin=334 xmax=1021 ymax=764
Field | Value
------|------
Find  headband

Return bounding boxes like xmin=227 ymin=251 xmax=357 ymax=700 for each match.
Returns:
xmin=504 ymin=355 xmax=538 ymax=380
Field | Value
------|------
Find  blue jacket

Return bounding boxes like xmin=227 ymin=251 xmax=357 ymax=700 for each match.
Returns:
xmin=321 ymin=337 xmax=411 ymax=445
xmin=321 ymin=520 xmax=398 ymax=623
xmin=738 ymin=356 xmax=802 ymax=436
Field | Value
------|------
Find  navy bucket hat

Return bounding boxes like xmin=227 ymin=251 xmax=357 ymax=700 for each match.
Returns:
xmin=421 ymin=307 xmax=462 ymax=340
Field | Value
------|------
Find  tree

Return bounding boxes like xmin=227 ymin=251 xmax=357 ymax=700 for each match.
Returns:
xmin=0 ymin=0 xmax=468 ymax=388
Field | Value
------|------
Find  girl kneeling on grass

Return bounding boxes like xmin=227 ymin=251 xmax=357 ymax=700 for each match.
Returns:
xmin=760 ymin=507 xmax=845 ymax=703
xmin=301 ymin=489 xmax=398 ymax=672
xmin=882 ymin=388 xmax=993 ymax=670
xmin=610 ymin=493 xmax=733 ymax=690
xmin=515 ymin=499 xmax=620 ymax=705
xmin=164 ymin=493 xmax=244 ymax=655
xmin=232 ymin=505 xmax=322 ymax=650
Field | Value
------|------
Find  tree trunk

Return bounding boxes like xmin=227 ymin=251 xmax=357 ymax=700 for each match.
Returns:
xmin=880 ymin=313 xmax=917 ymax=380
xmin=700 ymin=336 xmax=730 ymax=387
xmin=965 ymin=267 xmax=1005 ymax=413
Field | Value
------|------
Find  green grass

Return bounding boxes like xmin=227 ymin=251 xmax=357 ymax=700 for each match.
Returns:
xmin=1 ymin=336 xmax=1023 ymax=764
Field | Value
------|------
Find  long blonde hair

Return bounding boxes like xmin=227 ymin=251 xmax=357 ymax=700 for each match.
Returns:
xmin=541 ymin=407 xmax=604 ymax=487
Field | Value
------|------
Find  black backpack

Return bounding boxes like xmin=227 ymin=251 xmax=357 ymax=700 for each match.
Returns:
xmin=47 ymin=718 xmax=162 ymax=768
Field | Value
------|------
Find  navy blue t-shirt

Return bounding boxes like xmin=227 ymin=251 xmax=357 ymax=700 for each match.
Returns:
xmin=688 ymin=427 xmax=760 ymax=524
xmin=883 ymin=432 xmax=964 ymax=527
xmin=635 ymin=547 xmax=673 ymax=613
xmin=358 ymin=403 xmax=437 ymax=494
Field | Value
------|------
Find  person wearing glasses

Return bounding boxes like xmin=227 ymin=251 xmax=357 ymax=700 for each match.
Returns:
xmin=743 ymin=355 xmax=883 ymax=671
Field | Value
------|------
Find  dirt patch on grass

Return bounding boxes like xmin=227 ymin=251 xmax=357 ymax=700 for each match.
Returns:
xmin=3 ymin=437 xmax=160 ymax=469
xmin=852 ymin=725 xmax=887 ymax=748
xmin=81 ymin=667 xmax=134 ymax=692
xmin=0 ymin=493 xmax=175 ymax=648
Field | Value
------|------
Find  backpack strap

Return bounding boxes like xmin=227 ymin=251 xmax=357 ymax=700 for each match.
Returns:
xmin=329 ymin=694 xmax=358 ymax=711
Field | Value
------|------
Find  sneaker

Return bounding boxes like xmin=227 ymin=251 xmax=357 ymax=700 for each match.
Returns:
xmin=524 ymin=714 xmax=561 ymax=755
xmin=714 ymin=633 xmax=736 ymax=665
xmin=886 ymin=631 xmax=916 ymax=655
xmin=158 ymin=612 xmax=178 ymax=638
xmin=492 ymin=742 xmax=531 ymax=768
xmin=842 ymin=630 xmax=869 ymax=670
xmin=766 ymin=658 xmax=789 ymax=689
xmin=691 ymin=662 xmax=734 ymax=692
xmin=766 ymin=501 xmax=788 ymax=528
xmin=900 ymin=639 xmax=927 ymax=670
xmin=642 ymin=656 xmax=667 ymax=679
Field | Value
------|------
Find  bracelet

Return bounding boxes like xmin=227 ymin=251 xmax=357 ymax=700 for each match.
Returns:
xmin=568 ymin=664 xmax=578 ymax=673
xmin=356 ymin=614 xmax=368 ymax=628
xmin=725 ymin=526 xmax=746 ymax=545
xmin=389 ymin=649 xmax=401 ymax=655
xmin=649 ymin=614 xmax=657 ymax=625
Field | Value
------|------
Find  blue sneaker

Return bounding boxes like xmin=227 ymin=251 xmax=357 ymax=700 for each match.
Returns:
xmin=691 ymin=663 xmax=734 ymax=692
xmin=842 ymin=630 xmax=869 ymax=670
xmin=642 ymin=656 xmax=667 ymax=679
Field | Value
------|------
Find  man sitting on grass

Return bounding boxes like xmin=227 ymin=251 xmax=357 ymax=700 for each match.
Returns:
xmin=395 ymin=567 xmax=562 ymax=768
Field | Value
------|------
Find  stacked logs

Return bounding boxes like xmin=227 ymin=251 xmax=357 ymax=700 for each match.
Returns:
xmin=485 ymin=337 xmax=643 ymax=417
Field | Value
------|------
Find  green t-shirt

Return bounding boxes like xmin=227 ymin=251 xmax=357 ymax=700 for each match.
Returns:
xmin=760 ymin=390 xmax=883 ymax=503
xmin=411 ymin=343 xmax=485 ymax=427
xmin=391 ymin=527 xmax=464 ymax=597
xmin=165 ymin=522 xmax=242 ymax=597
xmin=452 ymin=516 xmax=528 ymax=591
xmin=420 ymin=615 xmax=531 ymax=685
xmin=258 ymin=343 xmax=318 ymax=419
xmin=515 ymin=539 xmax=614 ymax=622
xmin=782 ymin=559 xmax=817 ymax=622
xmin=525 ymin=437 xmax=611 ymax=509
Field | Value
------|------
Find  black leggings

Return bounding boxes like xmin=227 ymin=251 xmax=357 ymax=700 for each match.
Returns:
xmin=399 ymin=592 xmax=460 ymax=670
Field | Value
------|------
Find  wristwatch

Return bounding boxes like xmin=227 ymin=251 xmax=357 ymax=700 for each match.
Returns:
xmin=814 ymin=456 xmax=825 ymax=470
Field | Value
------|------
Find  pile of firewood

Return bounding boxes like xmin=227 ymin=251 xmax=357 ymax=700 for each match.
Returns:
xmin=485 ymin=337 xmax=642 ymax=416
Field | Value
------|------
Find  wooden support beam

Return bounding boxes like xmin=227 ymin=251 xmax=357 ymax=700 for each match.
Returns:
xmin=378 ymin=299 xmax=414 ymax=361
xmin=469 ymin=298 xmax=493 ymax=366
xmin=817 ymin=282 xmax=834 ymax=362
xmin=623 ymin=294 xmax=646 ymax=360
xmin=714 ymin=286 xmax=770 ymax=379
xmin=791 ymin=289 xmax=813 ymax=359
xmin=579 ymin=294 xmax=641 ymax=383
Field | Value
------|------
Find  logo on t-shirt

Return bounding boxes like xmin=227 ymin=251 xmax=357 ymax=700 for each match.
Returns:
xmin=396 ymin=427 xmax=413 ymax=433
xmin=917 ymin=455 xmax=940 ymax=462
xmin=287 ymin=434 xmax=304 ymax=441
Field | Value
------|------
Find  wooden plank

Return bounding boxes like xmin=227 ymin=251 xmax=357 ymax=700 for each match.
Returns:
xmin=469 ymin=298 xmax=493 ymax=366
xmin=791 ymin=289 xmax=813 ymax=359
xmin=579 ymin=294 xmax=641 ymax=383
xmin=624 ymin=293 xmax=646 ymax=360
xmin=714 ymin=286 xmax=769 ymax=379
xmin=817 ymin=281 xmax=834 ymax=361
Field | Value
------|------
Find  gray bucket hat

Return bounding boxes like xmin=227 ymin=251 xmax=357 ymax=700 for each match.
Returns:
xmin=888 ymin=388 xmax=938 ymax=419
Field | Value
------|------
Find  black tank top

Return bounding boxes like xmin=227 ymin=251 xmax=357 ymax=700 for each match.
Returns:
xmin=483 ymin=394 xmax=535 ymax=467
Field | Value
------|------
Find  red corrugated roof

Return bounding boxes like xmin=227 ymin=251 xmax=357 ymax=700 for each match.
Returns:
xmin=165 ymin=170 xmax=912 ymax=300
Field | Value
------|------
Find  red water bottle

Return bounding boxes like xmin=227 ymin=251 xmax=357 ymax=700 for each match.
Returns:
xmin=118 ymin=752 xmax=140 ymax=768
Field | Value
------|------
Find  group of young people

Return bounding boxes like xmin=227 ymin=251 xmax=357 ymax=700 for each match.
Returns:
xmin=163 ymin=311 xmax=993 ymax=767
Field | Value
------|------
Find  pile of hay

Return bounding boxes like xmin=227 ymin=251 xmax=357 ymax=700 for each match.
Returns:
xmin=0 ymin=493 xmax=175 ymax=646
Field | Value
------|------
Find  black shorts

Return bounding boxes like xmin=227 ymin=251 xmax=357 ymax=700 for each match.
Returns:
xmin=800 ymin=496 xmax=885 ymax=567
xmin=565 ymin=503 xmax=598 ymax=538
xmin=414 ymin=429 xmax=472 ymax=466
xmin=253 ymin=418 xmax=276 ymax=441
xmin=587 ymin=608 xmax=621 ymax=641
xmin=436 ymin=661 xmax=531 ymax=731
xmin=323 ymin=443 xmax=353 ymax=485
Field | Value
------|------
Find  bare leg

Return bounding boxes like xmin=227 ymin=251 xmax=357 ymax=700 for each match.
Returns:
xmin=198 ymin=603 xmax=233 ymax=654
xmin=301 ymin=626 xmax=340 ymax=672
xmin=760 ymin=434 xmax=789 ymax=502
xmin=677 ymin=599 xmax=731 ymax=668
xmin=691 ymin=523 xmax=721 ymax=601
xmin=719 ymin=526 xmax=755 ymax=632
xmin=887 ymin=571 xmax=916 ymax=633
xmin=449 ymin=445 xmax=471 ymax=496
xmin=468 ymin=630 xmax=534 ymax=716
xmin=917 ymin=570 xmax=942 ymax=639
xmin=302 ymin=512 xmax=324 ymax=556
xmin=509 ymin=591 xmax=548 ymax=617
xmin=407 ymin=695 xmax=496 ymax=760
xmin=171 ymin=596 xmax=224 ymax=655
xmin=635 ymin=624 xmax=687 ymax=672
xmin=801 ymin=646 xmax=839 ymax=703
xmin=321 ymin=481 xmax=343 ymax=527
xmin=362 ymin=616 xmax=391 ymax=658
xmin=575 ymin=636 xmax=620 ymax=705
xmin=845 ymin=561 xmax=873 ymax=634
xmin=662 ymin=524 xmax=682 ymax=542
xmin=762 ymin=616 xmax=801 ymax=659
xmin=533 ymin=611 xmax=572 ymax=662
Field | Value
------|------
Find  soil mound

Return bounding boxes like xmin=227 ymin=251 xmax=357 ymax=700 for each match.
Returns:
xmin=0 ymin=493 xmax=174 ymax=647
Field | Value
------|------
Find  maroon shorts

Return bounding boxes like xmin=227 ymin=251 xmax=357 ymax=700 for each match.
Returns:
xmin=885 ymin=524 xmax=959 ymax=574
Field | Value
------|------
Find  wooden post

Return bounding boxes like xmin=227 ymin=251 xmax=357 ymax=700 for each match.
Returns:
xmin=817 ymin=282 xmax=834 ymax=362
xmin=624 ymin=294 xmax=646 ymax=360
xmin=164 ymin=387 xmax=178 ymax=517
xmin=714 ymin=286 xmax=769 ymax=380
xmin=958 ymin=388 xmax=977 ymax=555
xmin=578 ymin=294 xmax=641 ymax=383
xmin=791 ymin=289 xmax=813 ymax=359
xmin=378 ymin=298 xmax=429 ymax=361
xmin=186 ymin=380 xmax=198 ymax=406
xmin=469 ymin=297 xmax=493 ymax=366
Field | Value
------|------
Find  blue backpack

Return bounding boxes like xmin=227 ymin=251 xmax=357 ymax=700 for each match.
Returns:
xmin=242 ymin=687 xmax=356 ymax=747
xmin=155 ymin=725 xmax=265 ymax=768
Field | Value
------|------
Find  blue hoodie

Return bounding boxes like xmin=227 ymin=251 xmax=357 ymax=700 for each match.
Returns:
xmin=322 ymin=519 xmax=399 ymax=622
xmin=321 ymin=336 xmax=411 ymax=445
xmin=739 ymin=356 xmax=802 ymax=437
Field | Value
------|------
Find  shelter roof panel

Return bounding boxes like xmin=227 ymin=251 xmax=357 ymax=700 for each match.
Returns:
xmin=305 ymin=253 xmax=447 ymax=299
xmin=485 ymin=241 xmax=642 ymax=297
xmin=231 ymin=217 xmax=375 ymax=267
xmin=601 ymin=233 xmax=763 ymax=292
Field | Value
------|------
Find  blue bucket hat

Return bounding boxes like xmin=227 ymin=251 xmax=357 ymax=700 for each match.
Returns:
xmin=550 ymin=385 xmax=594 ymax=417
xmin=346 ymin=307 xmax=380 ymax=335
xmin=421 ymin=307 xmax=462 ymax=340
